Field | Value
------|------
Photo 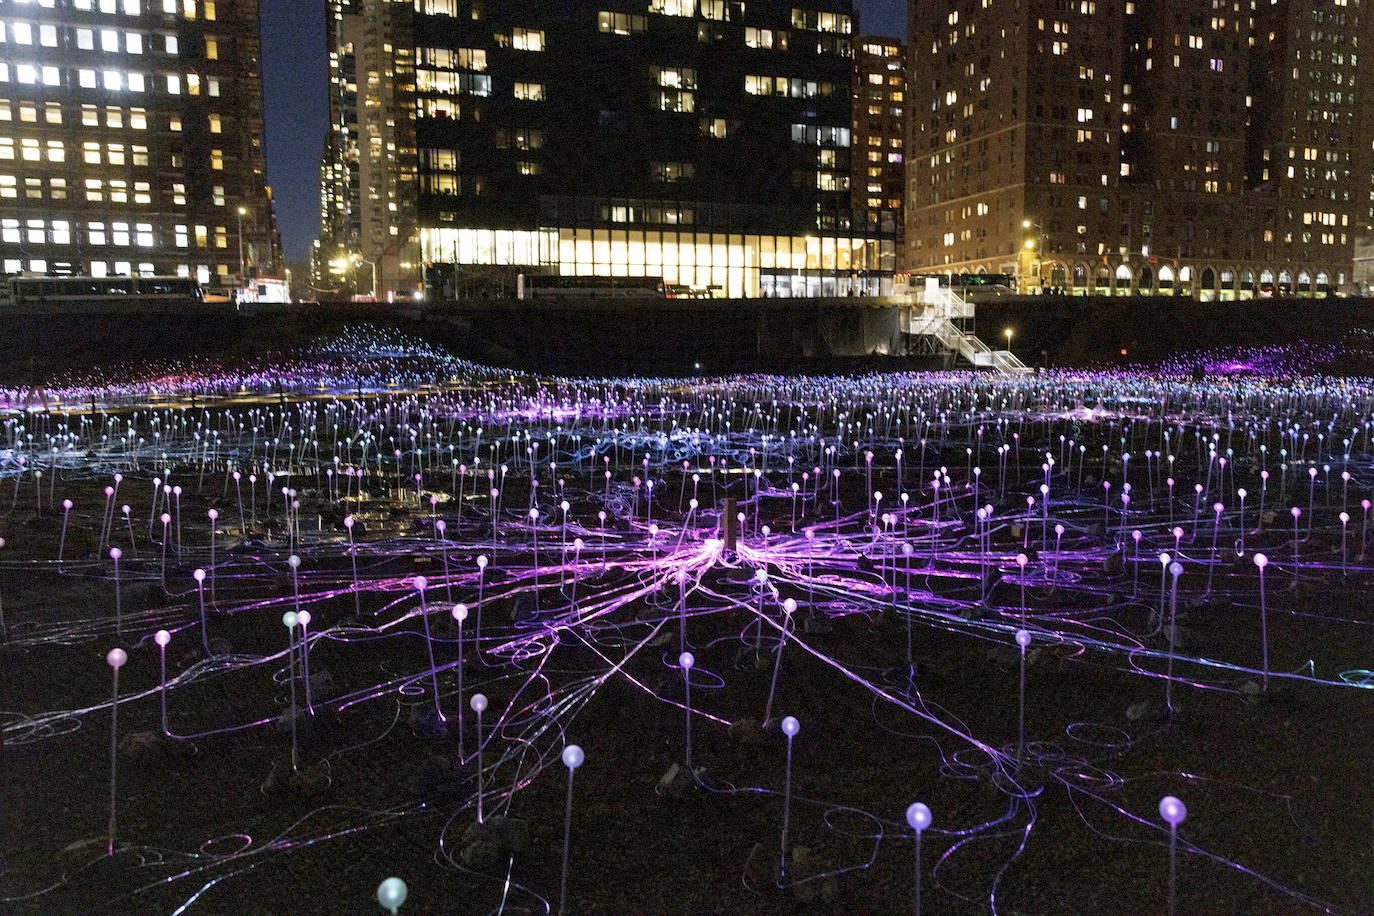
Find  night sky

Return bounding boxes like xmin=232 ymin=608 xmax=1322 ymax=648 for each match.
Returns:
xmin=259 ymin=0 xmax=907 ymax=261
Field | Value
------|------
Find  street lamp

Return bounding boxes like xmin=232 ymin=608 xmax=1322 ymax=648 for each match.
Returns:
xmin=236 ymin=206 xmax=247 ymax=284
xmin=1004 ymin=327 xmax=1014 ymax=350
xmin=352 ymin=254 xmax=378 ymax=300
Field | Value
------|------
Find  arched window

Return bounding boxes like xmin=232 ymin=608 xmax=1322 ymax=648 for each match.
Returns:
xmin=1200 ymin=268 xmax=1216 ymax=289
xmin=1115 ymin=264 xmax=1133 ymax=282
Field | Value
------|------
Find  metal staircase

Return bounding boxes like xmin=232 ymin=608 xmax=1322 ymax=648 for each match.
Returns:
xmin=907 ymin=286 xmax=1030 ymax=373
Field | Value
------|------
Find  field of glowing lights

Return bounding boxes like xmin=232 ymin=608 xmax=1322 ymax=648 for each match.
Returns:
xmin=2 ymin=326 xmax=1373 ymax=915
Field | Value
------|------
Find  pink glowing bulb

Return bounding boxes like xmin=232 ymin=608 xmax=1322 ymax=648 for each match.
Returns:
xmin=1015 ymin=553 xmax=1028 ymax=568
xmin=298 ymin=610 xmax=311 ymax=627
xmin=106 ymin=648 xmax=127 ymax=669
xmin=1253 ymin=553 xmax=1268 ymax=568
xmin=110 ymin=547 xmax=122 ymax=561
xmin=154 ymin=629 xmax=171 ymax=647
xmin=63 ymin=499 xmax=73 ymax=510
xmin=413 ymin=575 xmax=428 ymax=590
xmin=679 ymin=651 xmax=695 ymax=669
xmin=193 ymin=568 xmax=206 ymax=582
xmin=452 ymin=603 xmax=468 ymax=622
xmin=160 ymin=513 xmax=170 ymax=524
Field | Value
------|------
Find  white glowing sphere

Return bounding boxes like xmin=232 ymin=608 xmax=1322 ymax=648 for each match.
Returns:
xmin=783 ymin=598 xmax=797 ymax=614
xmin=288 ymin=554 xmax=300 ymax=569
xmin=562 ymin=744 xmax=585 ymax=769
xmin=679 ymin=651 xmax=695 ymax=669
xmin=781 ymin=716 xmax=800 ymax=737
xmin=476 ymin=554 xmax=489 ymax=568
xmin=106 ymin=647 xmax=128 ymax=669
xmin=905 ymin=802 xmax=932 ymax=832
xmin=282 ymin=611 xmax=299 ymax=629
xmin=193 ymin=568 xmax=206 ymax=582
xmin=1016 ymin=629 xmax=1032 ymax=649
xmin=452 ymin=603 xmax=468 ymax=623
xmin=376 ymin=877 xmax=408 ymax=913
xmin=413 ymin=575 xmax=427 ymax=590
xmin=470 ymin=693 xmax=487 ymax=713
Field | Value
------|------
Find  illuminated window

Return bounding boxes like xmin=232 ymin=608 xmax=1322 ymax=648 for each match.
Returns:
xmin=511 ymin=28 xmax=544 ymax=51
xmin=513 ymin=81 xmax=545 ymax=101
xmin=598 ymin=11 xmax=647 ymax=34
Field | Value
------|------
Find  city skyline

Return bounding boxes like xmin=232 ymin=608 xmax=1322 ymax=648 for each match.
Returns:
xmin=261 ymin=0 xmax=905 ymax=262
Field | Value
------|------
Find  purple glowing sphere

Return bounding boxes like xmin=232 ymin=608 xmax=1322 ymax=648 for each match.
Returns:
xmin=562 ymin=744 xmax=585 ymax=769
xmin=154 ymin=629 xmax=171 ymax=647
xmin=1159 ymin=795 xmax=1187 ymax=825
xmin=781 ymin=716 xmax=800 ymax=737
xmin=106 ymin=648 xmax=127 ymax=669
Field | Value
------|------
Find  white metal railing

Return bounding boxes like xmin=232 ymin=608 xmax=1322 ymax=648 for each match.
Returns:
xmin=907 ymin=287 xmax=1029 ymax=373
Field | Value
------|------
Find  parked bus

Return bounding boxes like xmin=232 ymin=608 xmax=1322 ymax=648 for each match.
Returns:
xmin=1 ymin=274 xmax=205 ymax=307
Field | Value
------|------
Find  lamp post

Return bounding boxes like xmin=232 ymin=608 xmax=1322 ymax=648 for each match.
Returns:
xmin=352 ymin=254 xmax=378 ymax=300
xmin=1004 ymin=327 xmax=1014 ymax=352
xmin=236 ymin=206 xmax=247 ymax=285
xmin=1021 ymin=219 xmax=1048 ymax=293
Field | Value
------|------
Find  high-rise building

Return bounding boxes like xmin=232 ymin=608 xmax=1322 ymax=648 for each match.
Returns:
xmin=0 ymin=0 xmax=281 ymax=286
xmin=316 ymin=0 xmax=897 ymax=300
xmin=906 ymin=0 xmax=1374 ymax=298
xmin=851 ymin=35 xmax=905 ymax=241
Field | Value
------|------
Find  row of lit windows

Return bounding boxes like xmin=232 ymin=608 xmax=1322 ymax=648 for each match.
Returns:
xmin=0 ymin=62 xmax=223 ymax=95
xmin=0 ymin=137 xmax=221 ymax=170
xmin=0 ymin=217 xmax=238 ymax=248
xmin=70 ymin=0 xmax=218 ymax=19
xmin=744 ymin=75 xmax=837 ymax=98
xmin=0 ymin=23 xmax=214 ymax=56
xmin=0 ymin=100 xmax=220 ymax=133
